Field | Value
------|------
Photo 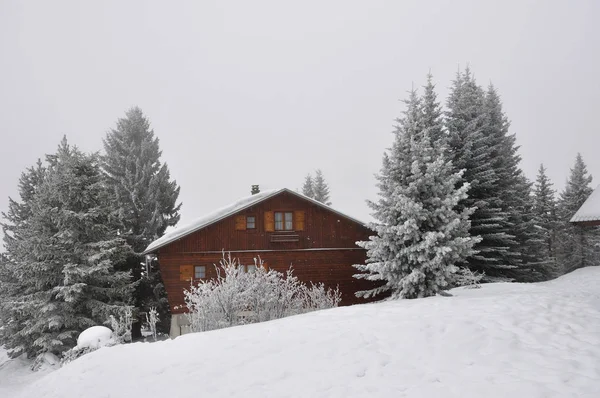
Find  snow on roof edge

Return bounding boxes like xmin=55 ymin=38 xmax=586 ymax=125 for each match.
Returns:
xmin=143 ymin=188 xmax=367 ymax=254
xmin=570 ymin=184 xmax=600 ymax=223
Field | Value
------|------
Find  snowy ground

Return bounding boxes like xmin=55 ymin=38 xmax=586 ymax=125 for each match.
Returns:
xmin=0 ymin=347 xmax=53 ymax=397
xmin=2 ymin=267 xmax=600 ymax=398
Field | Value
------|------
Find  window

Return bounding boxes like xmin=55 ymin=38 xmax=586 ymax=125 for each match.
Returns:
xmin=194 ymin=266 xmax=206 ymax=279
xmin=246 ymin=216 xmax=256 ymax=229
xmin=274 ymin=211 xmax=293 ymax=231
xmin=246 ymin=264 xmax=256 ymax=273
xmin=285 ymin=212 xmax=293 ymax=230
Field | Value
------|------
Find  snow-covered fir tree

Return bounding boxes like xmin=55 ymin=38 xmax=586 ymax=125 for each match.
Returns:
xmin=483 ymin=84 xmax=540 ymax=279
xmin=446 ymin=69 xmax=519 ymax=281
xmin=354 ymin=89 xmax=480 ymax=299
xmin=0 ymin=138 xmax=132 ymax=358
xmin=421 ymin=73 xmax=446 ymax=146
xmin=302 ymin=174 xmax=314 ymax=198
xmin=508 ymin=174 xmax=547 ymax=281
xmin=102 ymin=107 xmax=181 ymax=336
xmin=0 ymin=160 xmax=46 ymax=357
xmin=312 ymin=169 xmax=331 ymax=205
xmin=530 ymin=164 xmax=561 ymax=279
xmin=556 ymin=154 xmax=599 ymax=273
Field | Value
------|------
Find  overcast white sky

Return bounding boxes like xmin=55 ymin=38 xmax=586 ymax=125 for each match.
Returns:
xmin=1 ymin=0 xmax=598 ymax=229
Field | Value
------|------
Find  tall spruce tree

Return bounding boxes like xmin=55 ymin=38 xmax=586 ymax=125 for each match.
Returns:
xmin=446 ymin=68 xmax=519 ymax=281
xmin=0 ymin=138 xmax=132 ymax=358
xmin=0 ymin=160 xmax=47 ymax=357
xmin=354 ymin=89 xmax=479 ymax=299
xmin=557 ymin=154 xmax=598 ymax=273
xmin=483 ymin=84 xmax=540 ymax=277
xmin=508 ymin=174 xmax=546 ymax=281
xmin=312 ymin=169 xmax=331 ymax=205
xmin=531 ymin=164 xmax=560 ymax=279
xmin=421 ymin=73 xmax=446 ymax=146
xmin=302 ymin=174 xmax=314 ymax=198
xmin=102 ymin=107 xmax=181 ymax=337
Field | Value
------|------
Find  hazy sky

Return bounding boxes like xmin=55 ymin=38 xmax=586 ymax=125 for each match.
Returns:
xmin=1 ymin=0 xmax=598 ymax=230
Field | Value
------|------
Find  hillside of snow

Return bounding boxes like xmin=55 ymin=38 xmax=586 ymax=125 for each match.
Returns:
xmin=4 ymin=267 xmax=600 ymax=398
xmin=0 ymin=348 xmax=53 ymax=397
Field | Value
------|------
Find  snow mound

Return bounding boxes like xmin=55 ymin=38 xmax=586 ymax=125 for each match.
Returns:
xmin=15 ymin=267 xmax=600 ymax=398
xmin=76 ymin=326 xmax=113 ymax=350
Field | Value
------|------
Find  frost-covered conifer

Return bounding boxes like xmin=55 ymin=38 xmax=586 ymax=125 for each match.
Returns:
xmin=446 ymin=69 xmax=518 ymax=281
xmin=302 ymin=174 xmax=314 ymax=199
xmin=312 ymin=169 xmax=331 ymax=205
xmin=102 ymin=107 xmax=181 ymax=336
xmin=0 ymin=160 xmax=46 ymax=356
xmin=421 ymin=73 xmax=446 ymax=146
xmin=557 ymin=154 xmax=599 ymax=273
xmin=530 ymin=164 xmax=561 ymax=279
xmin=0 ymin=138 xmax=132 ymax=358
xmin=354 ymin=88 xmax=479 ymax=299
xmin=508 ymin=174 xmax=546 ymax=281
xmin=483 ymin=84 xmax=538 ymax=276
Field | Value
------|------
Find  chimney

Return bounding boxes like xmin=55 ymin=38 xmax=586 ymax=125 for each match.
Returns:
xmin=251 ymin=185 xmax=260 ymax=195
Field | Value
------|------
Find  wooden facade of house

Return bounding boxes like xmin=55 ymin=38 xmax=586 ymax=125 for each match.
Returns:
xmin=143 ymin=189 xmax=378 ymax=335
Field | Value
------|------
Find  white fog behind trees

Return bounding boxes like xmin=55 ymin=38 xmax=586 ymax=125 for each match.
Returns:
xmin=1 ymin=1 xmax=599 ymax=230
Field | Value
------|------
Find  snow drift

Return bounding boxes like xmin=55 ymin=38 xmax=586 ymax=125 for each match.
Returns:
xmin=12 ymin=267 xmax=600 ymax=398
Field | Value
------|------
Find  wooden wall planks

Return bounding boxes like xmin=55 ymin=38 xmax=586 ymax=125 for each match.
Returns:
xmin=155 ymin=190 xmax=382 ymax=313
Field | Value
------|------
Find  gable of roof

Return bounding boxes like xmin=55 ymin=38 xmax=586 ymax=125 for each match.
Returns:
xmin=143 ymin=188 xmax=367 ymax=254
xmin=570 ymin=184 xmax=600 ymax=224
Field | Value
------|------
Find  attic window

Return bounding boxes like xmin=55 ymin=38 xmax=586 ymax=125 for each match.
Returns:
xmin=247 ymin=216 xmax=256 ymax=229
xmin=275 ymin=212 xmax=293 ymax=231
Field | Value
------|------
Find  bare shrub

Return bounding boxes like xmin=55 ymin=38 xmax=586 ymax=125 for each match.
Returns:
xmin=183 ymin=253 xmax=341 ymax=332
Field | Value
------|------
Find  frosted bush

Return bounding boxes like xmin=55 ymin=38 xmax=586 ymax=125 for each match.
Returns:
xmin=184 ymin=253 xmax=341 ymax=332
xmin=61 ymin=345 xmax=97 ymax=365
xmin=451 ymin=266 xmax=484 ymax=289
xmin=60 ymin=308 xmax=135 ymax=365
xmin=145 ymin=307 xmax=159 ymax=341
xmin=108 ymin=306 xmax=133 ymax=344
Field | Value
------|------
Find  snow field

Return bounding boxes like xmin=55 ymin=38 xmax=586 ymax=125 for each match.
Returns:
xmin=6 ymin=267 xmax=600 ymax=398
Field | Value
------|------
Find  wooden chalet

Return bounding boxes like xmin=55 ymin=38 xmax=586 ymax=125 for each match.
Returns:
xmin=570 ymin=185 xmax=600 ymax=226
xmin=143 ymin=187 xmax=376 ymax=337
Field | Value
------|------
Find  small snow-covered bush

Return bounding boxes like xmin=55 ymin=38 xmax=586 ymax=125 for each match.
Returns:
xmin=32 ymin=352 xmax=60 ymax=371
xmin=62 ymin=325 xmax=115 ymax=365
xmin=184 ymin=253 xmax=341 ymax=333
xmin=145 ymin=307 xmax=159 ymax=341
xmin=77 ymin=326 xmax=113 ymax=349
xmin=107 ymin=306 xmax=133 ymax=344
xmin=61 ymin=345 xmax=96 ymax=365
xmin=450 ymin=267 xmax=484 ymax=289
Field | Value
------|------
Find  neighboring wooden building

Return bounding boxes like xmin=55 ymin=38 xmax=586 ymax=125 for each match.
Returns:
xmin=143 ymin=188 xmax=377 ymax=337
xmin=570 ymin=185 xmax=600 ymax=226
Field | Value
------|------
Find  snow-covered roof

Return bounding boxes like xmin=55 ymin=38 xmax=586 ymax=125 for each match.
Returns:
xmin=143 ymin=188 xmax=366 ymax=254
xmin=570 ymin=185 xmax=600 ymax=224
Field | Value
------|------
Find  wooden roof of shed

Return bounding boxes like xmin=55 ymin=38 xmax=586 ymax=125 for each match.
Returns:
xmin=570 ymin=185 xmax=600 ymax=225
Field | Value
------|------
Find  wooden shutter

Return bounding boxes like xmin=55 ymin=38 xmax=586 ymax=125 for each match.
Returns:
xmin=179 ymin=265 xmax=193 ymax=281
xmin=264 ymin=211 xmax=274 ymax=232
xmin=294 ymin=211 xmax=305 ymax=231
xmin=235 ymin=215 xmax=246 ymax=231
